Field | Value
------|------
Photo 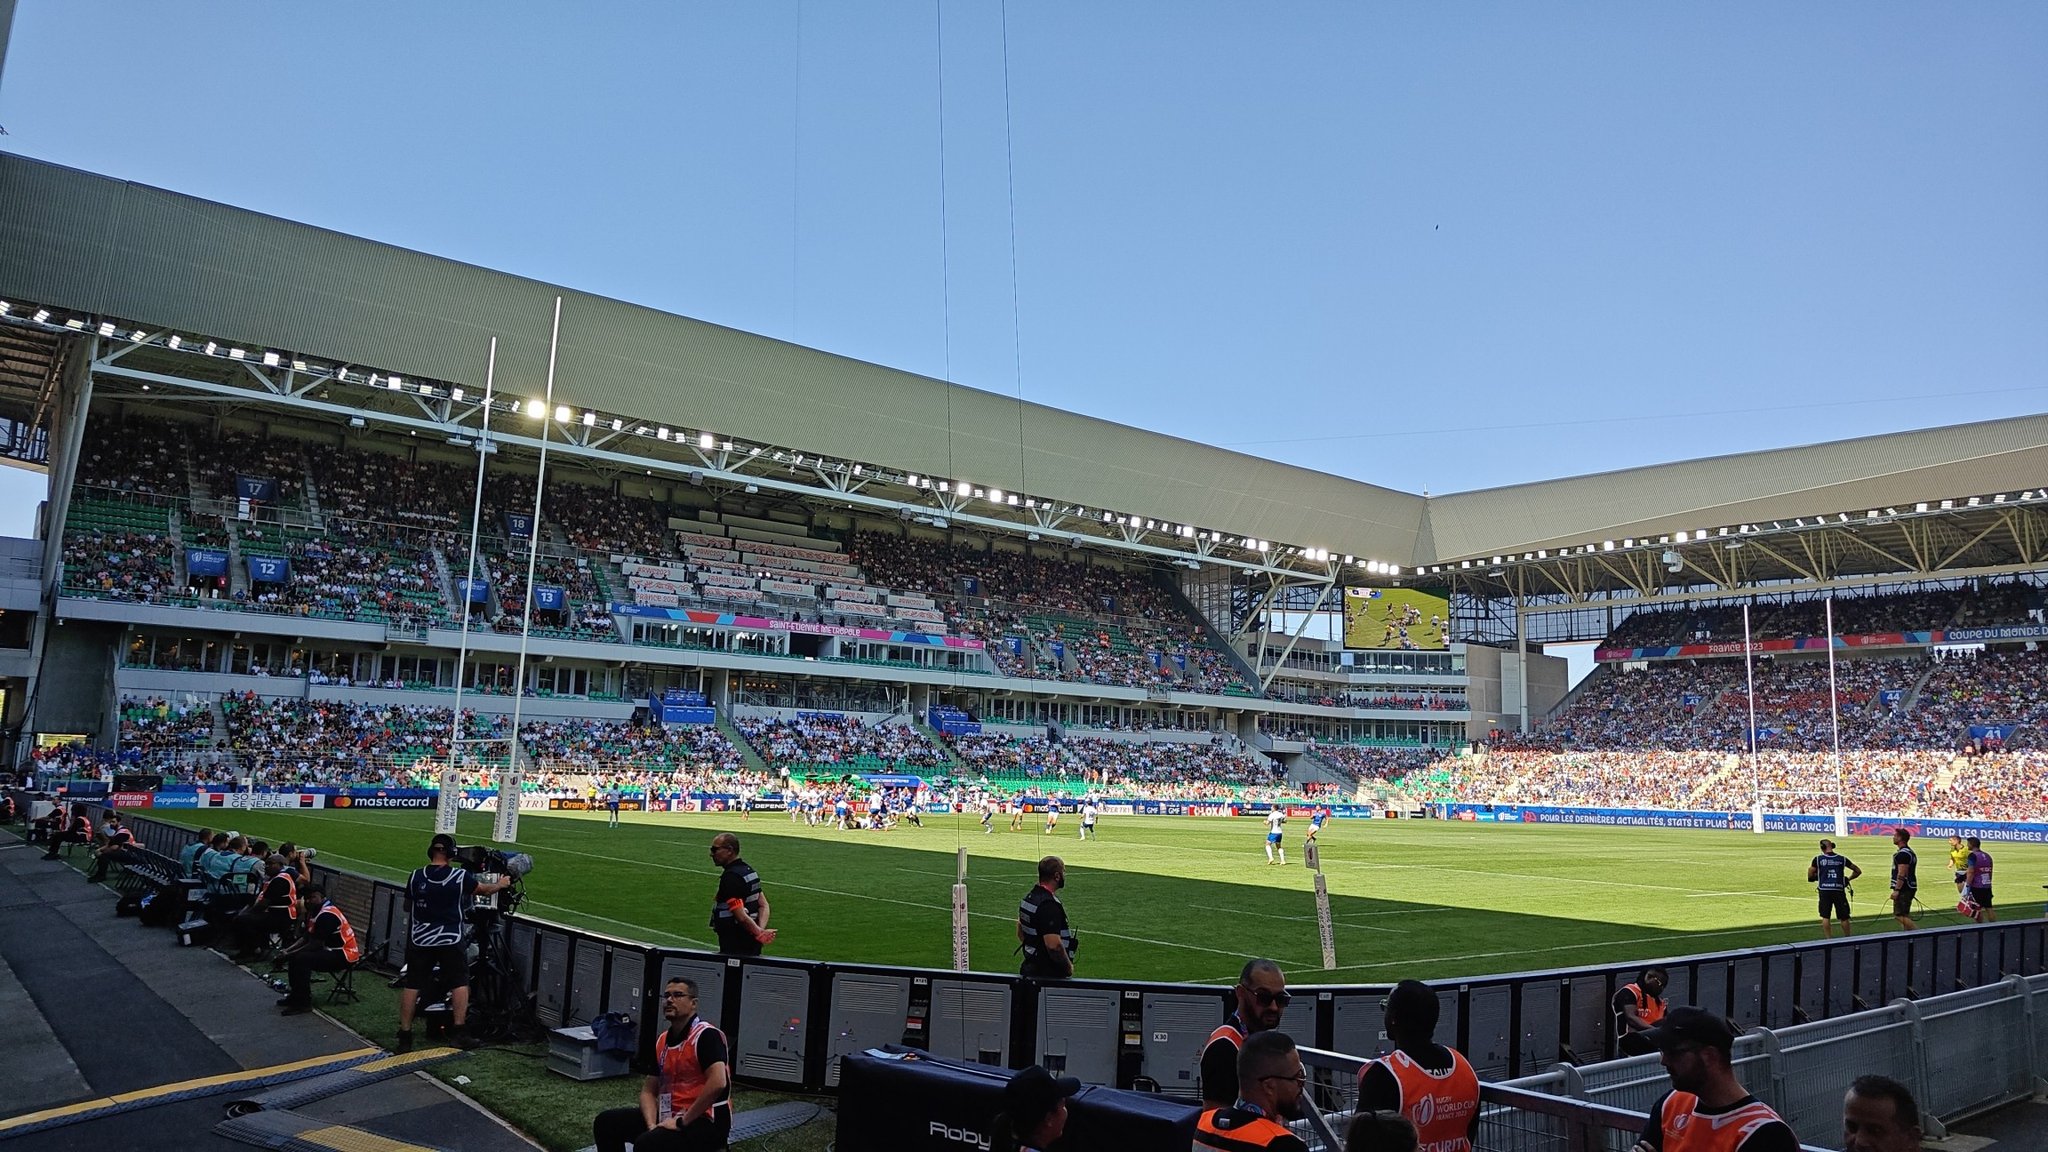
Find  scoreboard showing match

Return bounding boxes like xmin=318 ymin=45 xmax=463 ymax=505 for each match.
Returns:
xmin=1342 ymin=586 xmax=1450 ymax=650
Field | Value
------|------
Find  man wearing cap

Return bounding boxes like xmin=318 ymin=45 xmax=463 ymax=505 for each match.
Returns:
xmin=1356 ymin=980 xmax=1479 ymax=1152
xmin=1808 ymin=839 xmax=1862 ymax=939
xmin=1202 ymin=958 xmax=1290 ymax=1108
xmin=396 ymin=832 xmax=509 ymax=1052
xmin=993 ymin=1065 xmax=1078 ymax=1152
xmin=1194 ymin=1030 xmax=1312 ymax=1152
xmin=1628 ymin=1007 xmax=1800 ymax=1152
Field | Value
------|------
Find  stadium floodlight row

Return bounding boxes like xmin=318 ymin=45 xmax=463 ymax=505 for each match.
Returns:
xmin=2 ymin=153 xmax=2047 ymax=828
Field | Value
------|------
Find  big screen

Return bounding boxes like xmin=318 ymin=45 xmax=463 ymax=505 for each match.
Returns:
xmin=1343 ymin=586 xmax=1450 ymax=650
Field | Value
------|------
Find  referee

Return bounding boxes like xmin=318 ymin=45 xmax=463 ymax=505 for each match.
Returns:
xmin=1807 ymin=838 xmax=1862 ymax=939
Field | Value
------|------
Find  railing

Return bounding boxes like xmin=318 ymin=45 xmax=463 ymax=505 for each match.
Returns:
xmin=1297 ymin=1046 xmax=1834 ymax=1152
xmin=81 ymin=807 xmax=2048 ymax=1150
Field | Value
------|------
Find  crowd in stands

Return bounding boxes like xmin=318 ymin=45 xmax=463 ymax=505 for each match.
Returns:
xmin=1605 ymin=583 xmax=2041 ymax=649
xmin=116 ymin=695 xmax=215 ymax=754
xmin=736 ymin=713 xmax=946 ymax=770
xmin=74 ymin=420 xmax=183 ymax=499
xmin=62 ymin=526 xmax=178 ymax=601
xmin=848 ymin=532 xmax=1252 ymax=693
xmin=945 ymin=731 xmax=1279 ymax=796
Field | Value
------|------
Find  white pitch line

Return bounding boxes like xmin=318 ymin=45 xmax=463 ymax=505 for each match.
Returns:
xmin=1190 ymin=903 xmax=1405 ymax=934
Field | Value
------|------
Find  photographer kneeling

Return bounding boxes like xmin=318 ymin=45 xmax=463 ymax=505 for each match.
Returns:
xmin=277 ymin=884 xmax=361 ymax=1015
xmin=396 ymin=833 xmax=510 ymax=1053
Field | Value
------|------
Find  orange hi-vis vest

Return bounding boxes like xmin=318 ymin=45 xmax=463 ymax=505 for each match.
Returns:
xmin=1207 ymin=1014 xmax=1248 ymax=1056
xmin=656 ymin=1018 xmax=728 ymax=1123
xmin=1192 ymin=1106 xmax=1300 ymax=1151
xmin=1621 ymin=983 xmax=1666 ymax=1029
xmin=1373 ymin=1048 xmax=1480 ymax=1152
xmin=1656 ymin=1092 xmax=1788 ymax=1152
xmin=318 ymin=901 xmax=362 ymax=964
xmin=267 ymin=871 xmax=301 ymax=920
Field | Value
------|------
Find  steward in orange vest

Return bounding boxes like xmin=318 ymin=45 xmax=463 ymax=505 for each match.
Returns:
xmin=1632 ymin=1008 xmax=1800 ymax=1152
xmin=279 ymin=886 xmax=361 ymax=1015
xmin=592 ymin=978 xmax=732 ymax=1152
xmin=1201 ymin=959 xmax=1291 ymax=1108
xmin=1193 ymin=1031 xmax=1309 ymax=1152
xmin=1614 ymin=967 xmax=1669 ymax=1057
xmin=1357 ymin=981 xmax=1479 ymax=1152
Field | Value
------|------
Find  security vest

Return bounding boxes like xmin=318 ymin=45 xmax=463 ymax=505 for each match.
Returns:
xmin=1192 ymin=1105 xmax=1301 ymax=1151
xmin=1374 ymin=1048 xmax=1479 ymax=1152
xmin=1618 ymin=984 xmax=1666 ymax=1032
xmin=315 ymin=901 xmax=363 ymax=964
xmin=1206 ymin=1014 xmax=1248 ymax=1057
xmin=1654 ymin=1092 xmax=1788 ymax=1152
xmin=655 ymin=1017 xmax=729 ymax=1123
xmin=1017 ymin=885 xmax=1074 ymax=976
xmin=264 ymin=871 xmax=301 ymax=920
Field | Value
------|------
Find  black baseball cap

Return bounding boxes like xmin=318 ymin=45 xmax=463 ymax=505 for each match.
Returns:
xmin=1004 ymin=1064 xmax=1080 ymax=1122
xmin=1638 ymin=1006 xmax=1737 ymax=1054
xmin=428 ymin=833 xmax=458 ymax=858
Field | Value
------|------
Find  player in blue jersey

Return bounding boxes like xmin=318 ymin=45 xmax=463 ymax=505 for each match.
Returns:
xmin=1304 ymin=806 xmax=1328 ymax=844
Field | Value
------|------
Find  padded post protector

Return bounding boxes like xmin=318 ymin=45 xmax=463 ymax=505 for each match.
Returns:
xmin=836 ymin=1047 xmax=1199 ymax=1152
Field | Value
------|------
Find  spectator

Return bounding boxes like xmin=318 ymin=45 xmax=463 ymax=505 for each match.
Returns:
xmin=591 ymin=976 xmax=731 ymax=1152
xmin=992 ymin=1065 xmax=1080 ymax=1152
xmin=1629 ymin=1008 xmax=1799 ymax=1152
xmin=1194 ymin=1030 xmax=1311 ymax=1152
xmin=1841 ymin=1075 xmax=1922 ymax=1152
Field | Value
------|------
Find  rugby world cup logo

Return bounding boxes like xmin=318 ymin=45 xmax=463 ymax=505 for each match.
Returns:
xmin=1413 ymin=1093 xmax=1435 ymax=1128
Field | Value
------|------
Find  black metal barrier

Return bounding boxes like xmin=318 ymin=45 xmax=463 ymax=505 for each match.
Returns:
xmin=107 ymin=811 xmax=2048 ymax=1094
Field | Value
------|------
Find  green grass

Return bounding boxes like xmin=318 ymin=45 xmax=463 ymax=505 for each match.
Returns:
xmin=144 ymin=808 xmax=2048 ymax=984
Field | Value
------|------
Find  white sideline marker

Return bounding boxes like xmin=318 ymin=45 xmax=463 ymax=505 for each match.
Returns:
xmin=951 ymin=847 xmax=971 ymax=972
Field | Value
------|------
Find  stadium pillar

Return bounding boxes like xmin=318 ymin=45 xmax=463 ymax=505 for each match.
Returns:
xmin=1514 ymin=584 xmax=1530 ymax=734
xmin=21 ymin=335 xmax=95 ymax=745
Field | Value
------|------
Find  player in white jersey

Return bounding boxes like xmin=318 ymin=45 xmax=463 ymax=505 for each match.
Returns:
xmin=1264 ymin=808 xmax=1287 ymax=865
xmin=1079 ymin=800 xmax=1098 ymax=840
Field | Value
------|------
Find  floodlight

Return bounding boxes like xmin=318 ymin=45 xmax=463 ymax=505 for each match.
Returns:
xmin=97 ymin=322 xmax=115 ymax=337
xmin=657 ymin=427 xmax=671 ymax=440
xmin=229 ymin=348 xmax=247 ymax=360
xmin=699 ymin=432 xmax=715 ymax=449
xmin=582 ymin=411 xmax=596 ymax=426
xmin=131 ymin=330 xmax=148 ymax=343
xmin=32 ymin=309 xmax=50 ymax=323
xmin=262 ymin=351 xmax=280 ymax=367
xmin=450 ymin=387 xmax=465 ymax=402
xmin=526 ymin=399 xmax=544 ymax=418
xmin=388 ymin=376 xmax=405 ymax=391
xmin=554 ymin=405 xmax=570 ymax=422
xmin=205 ymin=342 xmax=218 ymax=356
xmin=611 ymin=418 xmax=623 ymax=431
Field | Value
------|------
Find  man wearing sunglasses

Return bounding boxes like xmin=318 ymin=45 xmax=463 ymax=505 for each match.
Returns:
xmin=1193 ymin=1030 xmax=1311 ymax=1152
xmin=1356 ymin=981 xmax=1479 ymax=1152
xmin=1201 ymin=958 xmax=1290 ymax=1107
xmin=592 ymin=976 xmax=731 ymax=1152
xmin=708 ymin=834 xmax=775 ymax=955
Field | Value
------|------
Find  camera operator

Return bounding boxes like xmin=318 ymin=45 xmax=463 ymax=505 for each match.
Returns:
xmin=277 ymin=883 xmax=361 ymax=1016
xmin=395 ymin=833 xmax=509 ymax=1052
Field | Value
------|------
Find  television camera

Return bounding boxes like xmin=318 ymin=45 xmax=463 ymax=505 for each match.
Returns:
xmin=450 ymin=844 xmax=534 ymax=916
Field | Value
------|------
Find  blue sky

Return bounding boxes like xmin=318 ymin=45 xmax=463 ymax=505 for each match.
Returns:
xmin=2 ymin=2 xmax=2045 ymax=530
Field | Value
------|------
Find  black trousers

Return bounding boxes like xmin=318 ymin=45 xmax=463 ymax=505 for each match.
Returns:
xmin=592 ymin=1105 xmax=730 ymax=1152
xmin=233 ymin=907 xmax=295 ymax=955
xmin=286 ymin=947 xmax=352 ymax=1003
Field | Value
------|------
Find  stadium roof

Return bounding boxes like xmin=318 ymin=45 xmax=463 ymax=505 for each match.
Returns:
xmin=3 ymin=152 xmax=2045 ymax=597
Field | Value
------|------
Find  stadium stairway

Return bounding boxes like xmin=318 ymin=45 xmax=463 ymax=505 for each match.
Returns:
xmin=1899 ymin=659 xmax=1941 ymax=711
xmin=1160 ymin=577 xmax=1264 ymax=692
xmin=915 ymin=720 xmax=968 ymax=774
xmin=300 ymin=457 xmax=323 ymax=521
xmin=428 ymin=547 xmax=460 ymax=619
xmin=1289 ymin=747 xmax=1352 ymax=793
xmin=225 ymin=525 xmax=251 ymax=600
xmin=717 ymin=716 xmax=770 ymax=773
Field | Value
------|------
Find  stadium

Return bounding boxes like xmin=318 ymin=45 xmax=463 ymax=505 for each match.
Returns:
xmin=1 ymin=17 xmax=2046 ymax=1152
